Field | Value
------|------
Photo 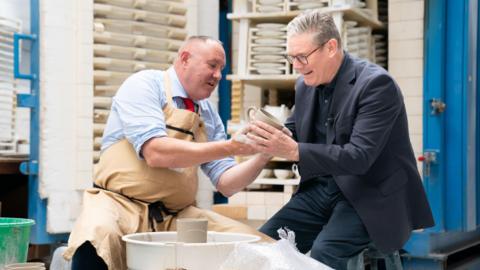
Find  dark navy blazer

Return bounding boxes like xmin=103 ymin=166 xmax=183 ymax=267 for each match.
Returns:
xmin=286 ymin=53 xmax=434 ymax=253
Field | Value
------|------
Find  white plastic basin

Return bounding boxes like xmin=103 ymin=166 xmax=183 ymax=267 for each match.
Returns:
xmin=122 ymin=231 xmax=260 ymax=270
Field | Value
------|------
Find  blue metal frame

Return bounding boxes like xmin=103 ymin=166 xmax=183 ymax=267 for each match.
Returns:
xmin=14 ymin=0 xmax=68 ymax=244
xmin=444 ymin=0 xmax=468 ymax=232
xmin=420 ymin=0 xmax=447 ymax=234
xmin=218 ymin=0 xmax=232 ymax=131
xmin=13 ymin=34 xmax=37 ymax=81
xmin=467 ymin=0 xmax=478 ymax=231
xmin=403 ymin=0 xmax=480 ymax=268
xmin=477 ymin=0 xmax=480 ymax=227
xmin=214 ymin=0 xmax=233 ymax=204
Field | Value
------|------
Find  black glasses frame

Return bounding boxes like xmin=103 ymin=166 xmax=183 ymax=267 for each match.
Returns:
xmin=285 ymin=40 xmax=330 ymax=65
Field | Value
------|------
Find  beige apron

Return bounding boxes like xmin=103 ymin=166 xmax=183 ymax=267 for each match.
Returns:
xmin=64 ymin=72 xmax=271 ymax=270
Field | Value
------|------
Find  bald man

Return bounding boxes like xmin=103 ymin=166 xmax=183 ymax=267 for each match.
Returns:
xmin=64 ymin=36 xmax=272 ymax=270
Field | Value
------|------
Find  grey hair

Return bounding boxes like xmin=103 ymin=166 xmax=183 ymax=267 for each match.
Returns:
xmin=186 ymin=35 xmax=223 ymax=46
xmin=287 ymin=10 xmax=342 ymax=49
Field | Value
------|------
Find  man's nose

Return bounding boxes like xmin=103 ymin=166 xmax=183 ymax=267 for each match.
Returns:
xmin=213 ymin=69 xmax=222 ymax=80
xmin=292 ymin=59 xmax=304 ymax=70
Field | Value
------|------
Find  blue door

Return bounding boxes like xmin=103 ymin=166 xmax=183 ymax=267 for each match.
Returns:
xmin=404 ymin=0 xmax=480 ymax=264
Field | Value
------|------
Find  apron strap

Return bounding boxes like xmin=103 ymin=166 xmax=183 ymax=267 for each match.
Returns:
xmin=93 ymin=184 xmax=178 ymax=230
xmin=163 ymin=69 xmax=201 ymax=117
xmin=163 ymin=71 xmax=174 ymax=104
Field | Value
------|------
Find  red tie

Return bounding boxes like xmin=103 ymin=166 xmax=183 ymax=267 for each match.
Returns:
xmin=182 ymin=97 xmax=195 ymax=112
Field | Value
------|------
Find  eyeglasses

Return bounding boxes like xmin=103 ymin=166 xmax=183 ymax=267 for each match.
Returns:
xmin=285 ymin=40 xmax=329 ymax=65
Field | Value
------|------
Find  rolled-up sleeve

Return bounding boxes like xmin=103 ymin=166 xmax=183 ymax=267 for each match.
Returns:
xmin=200 ymin=103 xmax=236 ymax=187
xmin=112 ymin=71 xmax=168 ymax=158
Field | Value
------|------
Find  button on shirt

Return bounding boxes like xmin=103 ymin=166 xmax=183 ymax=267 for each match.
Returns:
xmin=309 ymin=55 xmax=347 ymax=192
xmin=313 ymin=85 xmax=334 ymax=144
xmin=312 ymin=54 xmax=347 ymax=144
xmin=101 ymin=67 xmax=236 ymax=187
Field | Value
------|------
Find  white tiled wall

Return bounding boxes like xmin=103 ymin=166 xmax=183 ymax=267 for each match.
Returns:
xmin=185 ymin=0 xmax=221 ymax=209
xmin=388 ymin=0 xmax=425 ymax=173
xmin=186 ymin=0 xmax=221 ymax=110
xmin=228 ymin=189 xmax=293 ymax=220
xmin=39 ymin=0 xmax=94 ymax=233
xmin=0 ymin=0 xmax=93 ymax=232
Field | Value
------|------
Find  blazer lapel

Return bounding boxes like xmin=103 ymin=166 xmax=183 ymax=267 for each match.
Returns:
xmin=327 ymin=53 xmax=357 ymax=144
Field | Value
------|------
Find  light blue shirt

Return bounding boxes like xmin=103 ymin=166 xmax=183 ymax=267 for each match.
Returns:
xmin=101 ymin=67 xmax=236 ymax=187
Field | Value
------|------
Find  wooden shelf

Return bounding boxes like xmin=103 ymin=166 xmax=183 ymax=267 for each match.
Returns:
xmin=227 ymin=6 xmax=384 ymax=30
xmin=0 ymin=157 xmax=27 ymax=175
xmin=228 ymin=10 xmax=299 ymax=23
xmin=233 ymin=154 xmax=297 ymax=164
xmin=227 ymin=74 xmax=297 ymax=89
xmin=253 ymin=177 xmax=300 ymax=185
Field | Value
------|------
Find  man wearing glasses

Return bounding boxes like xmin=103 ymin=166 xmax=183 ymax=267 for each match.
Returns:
xmin=247 ymin=10 xmax=434 ymax=269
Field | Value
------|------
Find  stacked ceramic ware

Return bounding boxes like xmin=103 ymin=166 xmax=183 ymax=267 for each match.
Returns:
xmin=288 ymin=0 xmax=329 ymax=11
xmin=372 ymin=34 xmax=387 ymax=69
xmin=343 ymin=21 xmax=373 ymax=61
xmin=331 ymin=0 xmax=367 ymax=8
xmin=248 ymin=23 xmax=290 ymax=75
xmin=93 ymin=0 xmax=187 ymax=162
xmin=0 ymin=16 xmax=21 ymax=155
xmin=331 ymin=0 xmax=376 ymax=19
xmin=253 ymin=0 xmax=286 ymax=13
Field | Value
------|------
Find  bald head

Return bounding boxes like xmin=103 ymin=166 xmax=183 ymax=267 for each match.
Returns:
xmin=177 ymin=36 xmax=223 ymax=56
xmin=174 ymin=36 xmax=226 ymax=101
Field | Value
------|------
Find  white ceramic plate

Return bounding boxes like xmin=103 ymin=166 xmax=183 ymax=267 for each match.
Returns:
xmin=344 ymin=21 xmax=358 ymax=28
xmin=256 ymin=68 xmax=284 ymax=75
xmin=253 ymin=54 xmax=285 ymax=61
xmin=254 ymin=29 xmax=285 ymax=37
xmin=292 ymin=0 xmax=328 ymax=2
xmin=354 ymin=2 xmax=366 ymax=8
xmin=346 ymin=29 xmax=361 ymax=36
xmin=259 ymin=0 xmax=282 ymax=4
xmin=252 ymin=46 xmax=285 ymax=53
xmin=253 ymin=38 xmax=285 ymax=44
xmin=256 ymin=23 xmax=286 ymax=29
xmin=347 ymin=44 xmax=359 ymax=50
xmin=346 ymin=36 xmax=360 ymax=43
xmin=252 ymin=62 xmax=285 ymax=68
xmin=298 ymin=2 xmax=326 ymax=9
xmin=257 ymin=5 xmax=283 ymax=12
xmin=357 ymin=42 xmax=368 ymax=49
xmin=357 ymin=27 xmax=371 ymax=34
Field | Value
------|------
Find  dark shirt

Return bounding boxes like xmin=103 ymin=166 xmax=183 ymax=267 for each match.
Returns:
xmin=313 ymin=84 xmax=334 ymax=143
xmin=312 ymin=53 xmax=347 ymax=144
xmin=308 ymin=53 xmax=348 ymax=192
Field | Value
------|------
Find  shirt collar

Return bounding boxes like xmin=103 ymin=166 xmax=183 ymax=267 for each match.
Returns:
xmin=317 ymin=52 xmax=348 ymax=92
xmin=167 ymin=67 xmax=189 ymax=99
xmin=166 ymin=67 xmax=206 ymax=112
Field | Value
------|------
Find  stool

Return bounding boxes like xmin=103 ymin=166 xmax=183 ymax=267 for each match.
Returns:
xmin=347 ymin=245 xmax=403 ymax=270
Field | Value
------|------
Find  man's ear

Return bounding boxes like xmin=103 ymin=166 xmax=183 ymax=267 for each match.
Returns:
xmin=179 ymin=50 xmax=191 ymax=65
xmin=327 ymin=39 xmax=338 ymax=56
